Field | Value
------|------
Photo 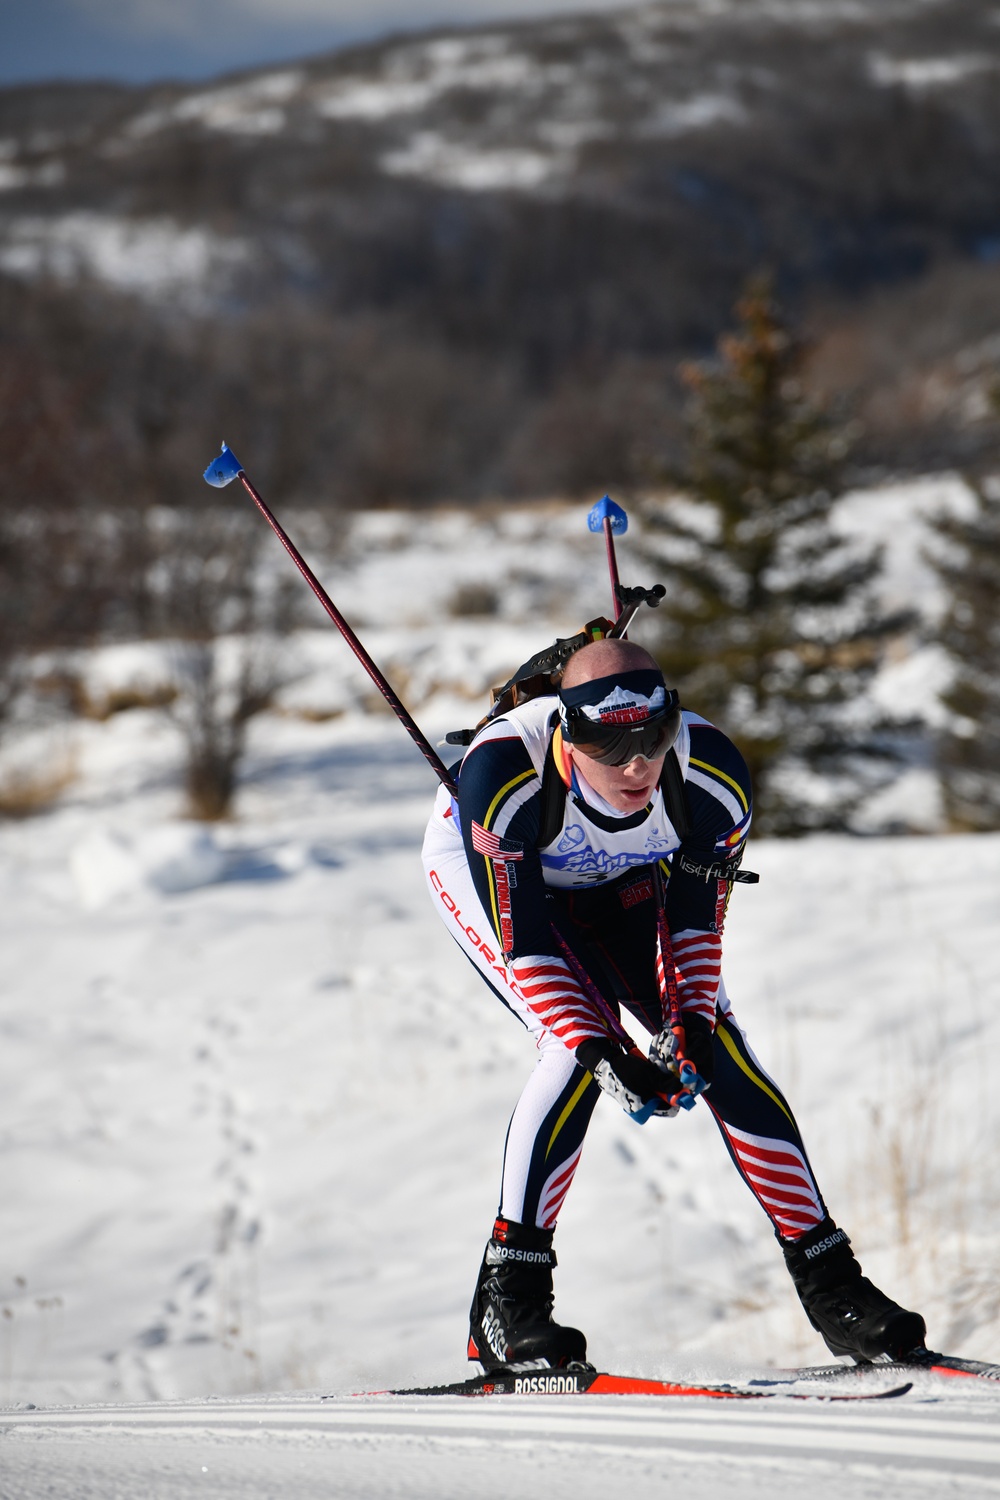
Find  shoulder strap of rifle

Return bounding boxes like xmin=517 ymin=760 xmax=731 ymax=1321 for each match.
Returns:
xmin=537 ymin=727 xmax=568 ymax=849
xmin=660 ymin=746 xmax=692 ymax=840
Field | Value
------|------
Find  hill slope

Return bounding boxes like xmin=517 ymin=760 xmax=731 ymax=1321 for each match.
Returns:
xmin=1 ymin=0 xmax=999 ymax=505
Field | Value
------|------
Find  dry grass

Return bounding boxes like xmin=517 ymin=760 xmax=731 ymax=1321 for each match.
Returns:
xmin=34 ymin=670 xmax=177 ymax=722
xmin=273 ymin=704 xmax=345 ymax=723
xmin=447 ymin=582 xmax=500 ymax=618
xmin=83 ymin=683 xmax=178 ymax=720
xmin=0 ymin=755 xmax=76 ymax=819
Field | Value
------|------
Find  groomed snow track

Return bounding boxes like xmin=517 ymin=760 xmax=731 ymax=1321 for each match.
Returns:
xmin=3 ymin=1386 xmax=1000 ymax=1499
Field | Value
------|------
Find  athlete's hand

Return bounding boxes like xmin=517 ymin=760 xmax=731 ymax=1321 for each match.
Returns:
xmin=650 ymin=1011 xmax=714 ymax=1097
xmin=576 ymin=1038 xmax=678 ymax=1119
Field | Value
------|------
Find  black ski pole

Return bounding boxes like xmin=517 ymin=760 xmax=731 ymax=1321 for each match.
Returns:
xmin=202 ymin=443 xmax=458 ymax=797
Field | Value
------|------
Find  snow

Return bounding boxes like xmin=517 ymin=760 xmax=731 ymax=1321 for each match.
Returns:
xmin=4 ymin=1389 xmax=1000 ymax=1498
xmin=835 ymin=473 xmax=976 ymax=622
xmin=0 ymin=213 xmax=248 ymax=304
xmin=869 ymin=53 xmax=996 ymax=90
xmin=70 ymin=825 xmax=228 ymax=908
xmin=1 ymin=483 xmax=999 ymax=1493
xmin=374 ymin=81 xmax=744 ymax=190
xmin=315 ymin=36 xmax=544 ymax=121
xmin=312 ymin=22 xmax=748 ymax=193
xmin=640 ymin=92 xmax=747 ymax=135
xmin=127 ymin=72 xmax=305 ymax=140
xmin=381 ymin=132 xmax=564 ymax=191
xmin=0 ymin=160 xmax=65 ymax=193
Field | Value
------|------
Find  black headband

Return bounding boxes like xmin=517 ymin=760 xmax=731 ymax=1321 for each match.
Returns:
xmin=558 ymin=669 xmax=667 ymax=728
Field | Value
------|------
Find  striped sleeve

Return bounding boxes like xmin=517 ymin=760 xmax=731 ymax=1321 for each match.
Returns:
xmin=661 ymin=718 xmax=754 ymax=1028
xmin=665 ymin=716 xmax=754 ymax=940
xmin=509 ymin=956 xmax=610 ymax=1049
xmin=671 ymin=928 xmax=723 ymax=1023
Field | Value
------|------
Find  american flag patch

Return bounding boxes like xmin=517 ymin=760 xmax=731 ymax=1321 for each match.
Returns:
xmin=471 ymin=821 xmax=524 ymax=861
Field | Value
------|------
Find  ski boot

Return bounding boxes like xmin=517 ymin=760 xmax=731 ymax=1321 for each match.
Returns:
xmin=468 ymin=1217 xmax=589 ymax=1371
xmin=782 ymin=1217 xmax=926 ymax=1362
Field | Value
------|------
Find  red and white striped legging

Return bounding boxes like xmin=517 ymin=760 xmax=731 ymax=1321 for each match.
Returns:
xmin=422 ymin=812 xmax=826 ymax=1243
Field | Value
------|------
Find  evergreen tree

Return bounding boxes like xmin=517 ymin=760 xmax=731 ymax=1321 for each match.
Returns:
xmin=643 ymin=280 xmax=908 ymax=835
xmin=931 ymin=381 xmax=1000 ymax=830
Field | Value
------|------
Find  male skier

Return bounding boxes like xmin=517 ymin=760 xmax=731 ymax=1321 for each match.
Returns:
xmin=422 ymin=635 xmax=926 ymax=1370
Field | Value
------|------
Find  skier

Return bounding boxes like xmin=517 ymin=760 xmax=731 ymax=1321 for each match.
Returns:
xmin=422 ymin=635 xmax=927 ymax=1371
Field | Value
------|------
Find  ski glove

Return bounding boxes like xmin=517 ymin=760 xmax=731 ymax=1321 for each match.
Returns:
xmin=650 ymin=1010 xmax=714 ymax=1097
xmin=576 ymin=1037 xmax=678 ymax=1120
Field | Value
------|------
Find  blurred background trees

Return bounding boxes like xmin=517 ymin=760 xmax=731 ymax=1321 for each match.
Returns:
xmin=643 ymin=282 xmax=911 ymax=835
xmin=2 ymin=0 xmax=1000 ymax=830
xmin=930 ymin=380 xmax=1000 ymax=832
xmin=150 ymin=510 xmax=303 ymax=821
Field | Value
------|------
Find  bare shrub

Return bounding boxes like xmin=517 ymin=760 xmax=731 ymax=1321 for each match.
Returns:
xmin=0 ymin=755 xmax=76 ymax=819
xmin=29 ymin=669 xmax=176 ymax=721
xmin=152 ymin=508 xmax=302 ymax=820
xmin=448 ymin=583 xmax=500 ymax=618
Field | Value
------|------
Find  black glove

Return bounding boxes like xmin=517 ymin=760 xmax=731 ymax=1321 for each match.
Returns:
xmin=650 ymin=1010 xmax=714 ymax=1094
xmin=576 ymin=1037 xmax=677 ymax=1118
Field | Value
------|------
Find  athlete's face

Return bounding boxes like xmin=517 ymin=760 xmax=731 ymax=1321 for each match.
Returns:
xmin=567 ymin=745 xmax=668 ymax=814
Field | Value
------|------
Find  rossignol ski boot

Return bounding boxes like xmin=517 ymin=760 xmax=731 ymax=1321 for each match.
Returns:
xmin=782 ymin=1218 xmax=926 ymax=1362
xmin=468 ymin=1217 xmax=589 ymax=1370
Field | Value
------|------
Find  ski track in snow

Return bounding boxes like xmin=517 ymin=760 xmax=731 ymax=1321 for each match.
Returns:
xmin=3 ymin=1387 xmax=1000 ymax=1498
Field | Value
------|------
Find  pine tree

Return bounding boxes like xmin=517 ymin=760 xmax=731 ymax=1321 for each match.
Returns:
xmin=931 ymin=382 xmax=1000 ymax=830
xmin=643 ymin=280 xmax=908 ymax=835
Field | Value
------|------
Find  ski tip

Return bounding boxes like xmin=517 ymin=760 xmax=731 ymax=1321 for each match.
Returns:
xmin=203 ymin=442 xmax=244 ymax=488
xmin=587 ymin=495 xmax=628 ymax=535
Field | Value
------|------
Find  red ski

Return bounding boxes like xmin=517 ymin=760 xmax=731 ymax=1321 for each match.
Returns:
xmin=386 ymin=1367 xmax=910 ymax=1401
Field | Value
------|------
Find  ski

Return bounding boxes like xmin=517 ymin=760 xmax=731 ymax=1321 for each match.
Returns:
xmin=385 ymin=1368 xmax=911 ymax=1401
xmin=755 ymin=1350 xmax=1000 ymax=1387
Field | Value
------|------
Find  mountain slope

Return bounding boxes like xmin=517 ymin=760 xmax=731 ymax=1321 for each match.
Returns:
xmin=1 ymin=0 xmax=999 ymax=504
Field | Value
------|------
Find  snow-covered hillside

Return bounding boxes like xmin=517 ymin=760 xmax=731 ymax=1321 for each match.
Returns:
xmin=1 ymin=482 xmax=998 ymax=1495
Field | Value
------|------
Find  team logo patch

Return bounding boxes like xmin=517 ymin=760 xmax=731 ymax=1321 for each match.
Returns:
xmin=471 ymin=821 xmax=524 ymax=861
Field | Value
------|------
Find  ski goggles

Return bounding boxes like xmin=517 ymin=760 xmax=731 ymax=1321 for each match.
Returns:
xmin=558 ymin=672 xmax=682 ymax=766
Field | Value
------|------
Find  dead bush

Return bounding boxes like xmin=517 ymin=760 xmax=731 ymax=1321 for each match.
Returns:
xmin=0 ymin=755 xmax=76 ymax=819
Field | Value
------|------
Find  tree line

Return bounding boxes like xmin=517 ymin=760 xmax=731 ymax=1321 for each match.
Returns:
xmin=644 ymin=280 xmax=1000 ymax=835
xmin=1 ymin=281 xmax=998 ymax=832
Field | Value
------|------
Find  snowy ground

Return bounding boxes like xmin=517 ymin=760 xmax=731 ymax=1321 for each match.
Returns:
xmin=5 ymin=1384 xmax=1000 ymax=1499
xmin=1 ymin=481 xmax=999 ymax=1495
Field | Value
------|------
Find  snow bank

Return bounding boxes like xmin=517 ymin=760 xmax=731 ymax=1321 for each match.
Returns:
xmin=70 ymin=825 xmax=227 ymax=908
